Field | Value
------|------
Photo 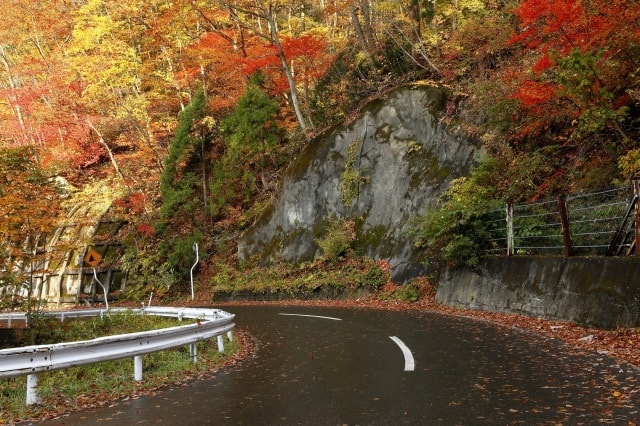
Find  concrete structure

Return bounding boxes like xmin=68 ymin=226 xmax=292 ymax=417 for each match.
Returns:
xmin=437 ymin=256 xmax=640 ymax=329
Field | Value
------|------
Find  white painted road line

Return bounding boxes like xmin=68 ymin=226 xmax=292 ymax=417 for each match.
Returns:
xmin=279 ymin=313 xmax=343 ymax=321
xmin=389 ymin=336 xmax=415 ymax=371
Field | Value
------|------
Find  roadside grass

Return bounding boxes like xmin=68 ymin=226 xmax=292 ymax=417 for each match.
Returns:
xmin=0 ymin=311 xmax=239 ymax=424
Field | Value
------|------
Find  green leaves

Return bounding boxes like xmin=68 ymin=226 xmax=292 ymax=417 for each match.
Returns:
xmin=409 ymin=156 xmax=504 ymax=269
xmin=161 ymin=89 xmax=207 ymax=198
xmin=221 ymin=79 xmax=282 ymax=154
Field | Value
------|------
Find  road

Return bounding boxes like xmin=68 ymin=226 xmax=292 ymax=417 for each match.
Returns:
xmin=48 ymin=305 xmax=640 ymax=425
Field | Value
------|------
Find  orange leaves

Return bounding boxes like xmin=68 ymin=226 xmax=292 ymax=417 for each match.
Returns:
xmin=510 ymin=0 xmax=585 ymax=51
xmin=136 ymin=223 xmax=154 ymax=237
xmin=502 ymin=0 xmax=640 ymax=146
xmin=511 ymin=0 xmax=640 ymax=71
xmin=114 ymin=193 xmax=147 ymax=215
xmin=239 ymin=34 xmax=332 ymax=95
xmin=512 ymin=81 xmax=557 ymax=108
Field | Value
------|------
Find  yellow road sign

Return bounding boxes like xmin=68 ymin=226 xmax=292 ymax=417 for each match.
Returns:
xmin=84 ymin=248 xmax=102 ymax=267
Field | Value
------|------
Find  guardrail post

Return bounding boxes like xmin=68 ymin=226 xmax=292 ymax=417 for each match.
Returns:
xmin=190 ymin=343 xmax=197 ymax=363
xmin=26 ymin=374 xmax=41 ymax=405
xmin=134 ymin=355 xmax=143 ymax=381
xmin=227 ymin=331 xmax=233 ymax=342
xmin=217 ymin=335 xmax=224 ymax=353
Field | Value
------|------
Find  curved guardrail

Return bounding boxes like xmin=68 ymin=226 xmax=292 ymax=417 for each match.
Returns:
xmin=0 ymin=307 xmax=235 ymax=405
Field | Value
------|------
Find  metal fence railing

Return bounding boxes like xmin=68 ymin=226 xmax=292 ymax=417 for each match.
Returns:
xmin=0 ymin=307 xmax=235 ymax=405
xmin=484 ymin=183 xmax=638 ymax=256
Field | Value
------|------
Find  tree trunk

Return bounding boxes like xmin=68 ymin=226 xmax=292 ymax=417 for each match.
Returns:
xmin=0 ymin=45 xmax=26 ymax=135
xmin=265 ymin=8 xmax=309 ymax=139
xmin=222 ymin=1 xmax=311 ymax=139
xmin=86 ymin=118 xmax=126 ymax=181
xmin=359 ymin=0 xmax=375 ymax=48
xmin=349 ymin=4 xmax=371 ymax=55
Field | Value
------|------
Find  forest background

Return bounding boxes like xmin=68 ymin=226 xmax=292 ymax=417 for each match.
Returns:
xmin=1 ymin=0 xmax=640 ymax=302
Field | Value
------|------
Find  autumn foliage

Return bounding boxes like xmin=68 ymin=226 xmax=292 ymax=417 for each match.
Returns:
xmin=507 ymin=0 xmax=640 ymax=145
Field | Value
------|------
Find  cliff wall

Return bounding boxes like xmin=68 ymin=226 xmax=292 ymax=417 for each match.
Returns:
xmin=237 ymin=84 xmax=478 ymax=281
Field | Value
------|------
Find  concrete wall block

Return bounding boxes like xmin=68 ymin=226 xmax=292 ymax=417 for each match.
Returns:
xmin=437 ymin=256 xmax=640 ymax=329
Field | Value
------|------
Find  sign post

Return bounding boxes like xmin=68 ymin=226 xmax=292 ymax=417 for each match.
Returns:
xmin=190 ymin=242 xmax=199 ymax=301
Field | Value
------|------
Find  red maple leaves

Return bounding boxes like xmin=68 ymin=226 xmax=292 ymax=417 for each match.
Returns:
xmin=506 ymin=0 xmax=640 ymax=143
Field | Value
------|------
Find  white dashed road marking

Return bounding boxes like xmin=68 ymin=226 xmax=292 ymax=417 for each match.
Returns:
xmin=389 ymin=336 xmax=415 ymax=371
xmin=279 ymin=313 xmax=343 ymax=321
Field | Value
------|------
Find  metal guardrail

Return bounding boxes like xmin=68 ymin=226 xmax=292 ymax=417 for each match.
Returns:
xmin=0 ymin=307 xmax=235 ymax=405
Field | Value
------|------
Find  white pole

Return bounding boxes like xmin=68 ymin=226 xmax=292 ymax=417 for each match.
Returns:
xmin=190 ymin=243 xmax=199 ymax=301
xmin=227 ymin=331 xmax=233 ymax=342
xmin=217 ymin=335 xmax=224 ymax=353
xmin=26 ymin=374 xmax=41 ymax=405
xmin=134 ymin=355 xmax=143 ymax=381
xmin=93 ymin=268 xmax=109 ymax=310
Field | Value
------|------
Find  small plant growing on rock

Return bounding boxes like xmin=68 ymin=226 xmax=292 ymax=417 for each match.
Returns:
xmin=316 ymin=217 xmax=356 ymax=261
xmin=340 ymin=140 xmax=368 ymax=208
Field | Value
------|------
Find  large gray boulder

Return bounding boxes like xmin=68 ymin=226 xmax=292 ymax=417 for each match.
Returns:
xmin=238 ymin=84 xmax=479 ymax=282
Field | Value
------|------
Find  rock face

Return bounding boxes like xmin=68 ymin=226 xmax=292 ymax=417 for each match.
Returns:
xmin=238 ymin=84 xmax=479 ymax=281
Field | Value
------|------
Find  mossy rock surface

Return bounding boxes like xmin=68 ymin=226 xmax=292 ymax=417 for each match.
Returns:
xmin=238 ymin=84 xmax=478 ymax=282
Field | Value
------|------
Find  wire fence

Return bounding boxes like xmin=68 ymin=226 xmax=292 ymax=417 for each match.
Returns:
xmin=484 ymin=184 xmax=637 ymax=256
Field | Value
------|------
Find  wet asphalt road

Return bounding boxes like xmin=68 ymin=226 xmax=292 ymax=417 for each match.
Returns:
xmin=47 ymin=305 xmax=640 ymax=425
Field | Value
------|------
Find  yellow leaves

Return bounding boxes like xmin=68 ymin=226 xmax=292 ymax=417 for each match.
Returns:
xmin=67 ymin=0 xmax=145 ymax=114
xmin=617 ymin=149 xmax=640 ymax=181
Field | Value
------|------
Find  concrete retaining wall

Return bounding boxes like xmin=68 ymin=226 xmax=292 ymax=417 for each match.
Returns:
xmin=436 ymin=256 xmax=640 ymax=329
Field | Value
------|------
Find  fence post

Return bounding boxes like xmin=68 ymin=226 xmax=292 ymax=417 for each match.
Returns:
xmin=558 ymin=195 xmax=574 ymax=257
xmin=634 ymin=180 xmax=640 ymax=256
xmin=506 ymin=203 xmax=514 ymax=255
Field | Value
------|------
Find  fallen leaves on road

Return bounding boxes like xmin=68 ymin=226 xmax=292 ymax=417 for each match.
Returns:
xmin=217 ymin=279 xmax=640 ymax=369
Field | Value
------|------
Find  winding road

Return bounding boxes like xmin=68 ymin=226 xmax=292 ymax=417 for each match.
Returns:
xmin=47 ymin=305 xmax=640 ymax=425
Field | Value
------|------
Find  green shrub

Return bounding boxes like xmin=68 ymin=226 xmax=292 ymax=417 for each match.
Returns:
xmin=394 ymin=285 xmax=420 ymax=303
xmin=164 ymin=231 xmax=203 ymax=278
xmin=409 ymin=156 xmax=503 ymax=269
xmin=379 ymin=284 xmax=421 ymax=303
xmin=316 ymin=217 xmax=356 ymax=261
xmin=358 ymin=264 xmax=386 ymax=290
